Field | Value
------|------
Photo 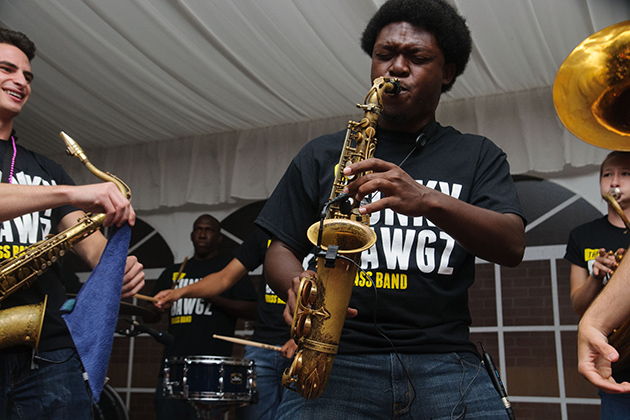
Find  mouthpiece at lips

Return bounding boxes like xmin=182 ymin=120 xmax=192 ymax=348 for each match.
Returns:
xmin=609 ymin=187 xmax=622 ymax=199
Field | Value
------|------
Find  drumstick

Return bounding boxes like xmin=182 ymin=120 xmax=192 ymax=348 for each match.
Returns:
xmin=213 ymin=334 xmax=283 ymax=352
xmin=171 ymin=256 xmax=189 ymax=289
xmin=134 ymin=258 xmax=189 ymax=304
xmin=134 ymin=293 xmax=158 ymax=303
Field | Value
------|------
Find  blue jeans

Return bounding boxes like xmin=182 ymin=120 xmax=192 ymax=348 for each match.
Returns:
xmin=276 ymin=352 xmax=509 ymax=420
xmin=599 ymin=389 xmax=630 ymax=419
xmin=0 ymin=347 xmax=92 ymax=420
xmin=236 ymin=345 xmax=293 ymax=420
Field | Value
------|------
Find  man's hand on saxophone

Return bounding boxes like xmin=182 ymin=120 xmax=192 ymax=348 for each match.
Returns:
xmin=343 ymin=157 xmax=525 ymax=268
xmin=0 ymin=181 xmax=135 ymax=227
xmin=67 ymin=182 xmax=136 ymax=227
xmin=283 ymin=272 xmax=359 ymax=328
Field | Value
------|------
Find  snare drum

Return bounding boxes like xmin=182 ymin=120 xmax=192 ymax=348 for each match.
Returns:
xmin=163 ymin=356 xmax=256 ymax=405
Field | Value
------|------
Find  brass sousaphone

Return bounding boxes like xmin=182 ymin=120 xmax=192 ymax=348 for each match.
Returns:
xmin=553 ymin=20 xmax=630 ymax=149
xmin=553 ymin=20 xmax=630 ymax=368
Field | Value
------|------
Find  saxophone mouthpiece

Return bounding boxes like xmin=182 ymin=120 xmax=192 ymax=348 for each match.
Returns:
xmin=385 ymin=79 xmax=401 ymax=95
xmin=60 ymin=131 xmax=89 ymax=164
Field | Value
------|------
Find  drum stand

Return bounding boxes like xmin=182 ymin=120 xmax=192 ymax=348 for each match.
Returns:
xmin=192 ymin=402 xmax=235 ymax=420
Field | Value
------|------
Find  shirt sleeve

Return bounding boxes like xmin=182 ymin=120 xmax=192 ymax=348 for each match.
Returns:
xmin=234 ymin=227 xmax=270 ymax=272
xmin=564 ymin=227 xmax=586 ymax=268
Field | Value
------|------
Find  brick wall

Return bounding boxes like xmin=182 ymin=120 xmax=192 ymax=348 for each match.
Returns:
xmin=105 ymin=252 xmax=601 ymax=420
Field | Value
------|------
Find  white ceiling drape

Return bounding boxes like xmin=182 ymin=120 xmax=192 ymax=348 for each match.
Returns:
xmin=1 ymin=0 xmax=628 ymax=211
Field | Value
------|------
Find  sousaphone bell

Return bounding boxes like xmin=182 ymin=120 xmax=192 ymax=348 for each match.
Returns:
xmin=553 ymin=20 xmax=630 ymax=150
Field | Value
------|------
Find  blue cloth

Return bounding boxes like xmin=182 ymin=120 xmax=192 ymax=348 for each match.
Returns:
xmin=236 ymin=344 xmax=292 ymax=420
xmin=0 ymin=348 xmax=92 ymax=419
xmin=62 ymin=223 xmax=131 ymax=403
xmin=276 ymin=352 xmax=510 ymax=420
xmin=599 ymin=389 xmax=630 ymax=419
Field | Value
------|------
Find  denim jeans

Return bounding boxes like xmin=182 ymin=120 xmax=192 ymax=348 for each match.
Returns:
xmin=0 ymin=347 xmax=92 ymax=420
xmin=235 ymin=344 xmax=293 ymax=420
xmin=276 ymin=352 xmax=509 ymax=420
xmin=599 ymin=389 xmax=630 ymax=419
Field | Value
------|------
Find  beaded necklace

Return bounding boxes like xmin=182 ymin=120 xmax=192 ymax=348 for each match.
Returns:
xmin=8 ymin=135 xmax=16 ymax=184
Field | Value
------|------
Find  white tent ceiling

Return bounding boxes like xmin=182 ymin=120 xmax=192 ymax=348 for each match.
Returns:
xmin=1 ymin=0 xmax=629 ymax=212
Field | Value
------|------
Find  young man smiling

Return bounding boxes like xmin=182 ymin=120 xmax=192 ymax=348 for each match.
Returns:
xmin=0 ymin=28 xmax=144 ymax=419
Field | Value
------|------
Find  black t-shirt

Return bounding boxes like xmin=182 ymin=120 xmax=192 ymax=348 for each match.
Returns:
xmin=234 ymin=227 xmax=290 ymax=345
xmin=565 ymin=216 xmax=629 ymax=273
xmin=152 ymin=256 xmax=257 ymax=358
xmin=0 ymin=139 xmax=79 ymax=352
xmin=256 ymin=122 xmax=524 ymax=355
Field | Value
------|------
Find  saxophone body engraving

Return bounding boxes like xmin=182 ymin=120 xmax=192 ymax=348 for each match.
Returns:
xmin=282 ymin=77 xmax=400 ymax=399
xmin=0 ymin=132 xmax=130 ymax=349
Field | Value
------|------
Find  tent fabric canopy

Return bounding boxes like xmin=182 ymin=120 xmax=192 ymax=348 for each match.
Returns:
xmin=1 ymin=0 xmax=628 ymax=212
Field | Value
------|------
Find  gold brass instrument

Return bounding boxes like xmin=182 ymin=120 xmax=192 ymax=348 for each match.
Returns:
xmin=0 ymin=296 xmax=47 ymax=349
xmin=553 ymin=20 xmax=630 ymax=368
xmin=603 ymin=188 xmax=630 ymax=231
xmin=600 ymin=187 xmax=627 ymax=280
xmin=282 ymin=77 xmax=400 ymax=400
xmin=0 ymin=132 xmax=130 ymax=349
xmin=553 ymin=20 xmax=630 ymax=150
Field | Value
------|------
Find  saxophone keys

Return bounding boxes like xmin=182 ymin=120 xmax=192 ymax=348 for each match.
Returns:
xmin=17 ymin=267 xmax=31 ymax=280
xmin=295 ymin=314 xmax=312 ymax=337
xmin=365 ymin=126 xmax=376 ymax=138
xmin=298 ymin=278 xmax=317 ymax=307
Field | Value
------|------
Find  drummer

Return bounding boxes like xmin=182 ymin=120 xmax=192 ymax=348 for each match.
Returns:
xmin=150 ymin=214 xmax=257 ymax=420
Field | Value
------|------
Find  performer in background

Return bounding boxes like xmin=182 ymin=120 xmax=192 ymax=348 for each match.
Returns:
xmin=150 ymin=214 xmax=257 ymax=420
xmin=0 ymin=28 xmax=145 ymax=419
xmin=566 ymin=151 xmax=630 ymax=417
xmin=256 ymin=0 xmax=526 ymax=418
xmin=155 ymin=226 xmax=297 ymax=420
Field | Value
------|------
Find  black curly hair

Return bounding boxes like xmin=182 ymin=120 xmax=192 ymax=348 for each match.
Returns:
xmin=361 ymin=0 xmax=472 ymax=92
xmin=0 ymin=28 xmax=36 ymax=61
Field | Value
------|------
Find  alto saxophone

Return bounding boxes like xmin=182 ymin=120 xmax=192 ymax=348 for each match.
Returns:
xmin=282 ymin=77 xmax=400 ymax=399
xmin=0 ymin=132 xmax=130 ymax=349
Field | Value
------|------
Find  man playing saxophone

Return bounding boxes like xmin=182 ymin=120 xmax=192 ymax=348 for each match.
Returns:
xmin=565 ymin=151 xmax=630 ymax=417
xmin=256 ymin=0 xmax=526 ymax=418
xmin=0 ymin=28 xmax=144 ymax=419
